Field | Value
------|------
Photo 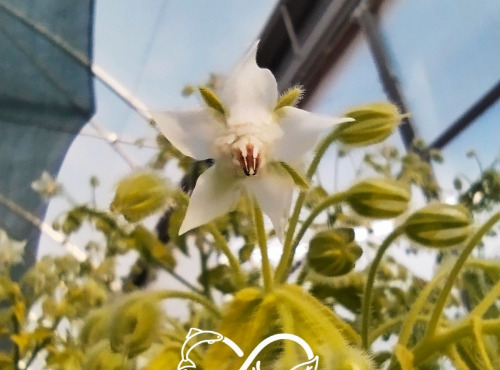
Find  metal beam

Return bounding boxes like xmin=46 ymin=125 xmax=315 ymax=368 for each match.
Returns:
xmin=356 ymin=3 xmax=417 ymax=148
xmin=430 ymin=80 xmax=500 ymax=149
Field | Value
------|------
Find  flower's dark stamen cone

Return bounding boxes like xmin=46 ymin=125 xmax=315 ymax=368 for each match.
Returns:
xmin=234 ymin=144 xmax=260 ymax=176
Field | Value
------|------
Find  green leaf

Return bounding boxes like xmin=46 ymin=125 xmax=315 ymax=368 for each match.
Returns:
xmin=199 ymin=86 xmax=225 ymax=115
xmin=279 ymin=162 xmax=309 ymax=190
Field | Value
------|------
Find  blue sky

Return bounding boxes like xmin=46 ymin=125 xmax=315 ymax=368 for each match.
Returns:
xmin=38 ymin=0 xmax=500 ymax=268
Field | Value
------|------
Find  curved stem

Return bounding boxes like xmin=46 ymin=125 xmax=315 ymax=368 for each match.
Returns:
xmin=398 ymin=266 xmax=451 ymax=347
xmin=154 ymin=290 xmax=221 ymax=318
xmin=24 ymin=318 xmax=61 ymax=368
xmin=296 ymin=264 xmax=308 ymax=285
xmin=163 ymin=265 xmax=205 ymax=295
xmin=274 ymin=129 xmax=340 ymax=285
xmin=446 ymin=345 xmax=469 ymax=370
xmin=12 ymin=315 xmax=20 ymax=370
xmin=361 ymin=226 xmax=405 ymax=349
xmin=275 ymin=192 xmax=347 ymax=284
xmin=198 ymin=246 xmax=213 ymax=299
xmin=470 ymin=278 xmax=500 ymax=318
xmin=471 ymin=317 xmax=494 ymax=370
xmin=277 ymin=302 xmax=298 ymax=367
xmin=370 ymin=315 xmax=429 ymax=345
xmin=276 ymin=192 xmax=306 ymax=283
xmin=291 ymin=192 xmax=347 ymax=251
xmin=306 ymin=129 xmax=340 ymax=179
xmin=412 ymin=318 xmax=500 ymax=366
xmin=425 ymin=211 xmax=500 ymax=337
xmin=253 ymin=201 xmax=273 ymax=292
xmin=398 ymin=258 xmax=500 ymax=348
xmin=207 ymin=223 xmax=245 ymax=288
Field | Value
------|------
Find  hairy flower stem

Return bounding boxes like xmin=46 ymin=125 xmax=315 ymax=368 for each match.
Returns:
xmin=275 ymin=192 xmax=347 ymax=284
xmin=253 ymin=201 xmax=273 ymax=292
xmin=424 ymin=211 xmax=500 ymax=338
xmin=398 ymin=267 xmax=450 ymax=347
xmin=411 ymin=318 xmax=500 ymax=366
xmin=296 ymin=265 xmax=308 ymax=285
xmin=207 ymin=223 xmax=245 ymax=288
xmin=397 ymin=258 xmax=500 ymax=348
xmin=25 ymin=319 xmax=61 ymax=368
xmin=470 ymin=278 xmax=500 ymax=318
xmin=275 ymin=191 xmax=306 ymax=283
xmin=274 ymin=129 xmax=340 ymax=284
xmin=361 ymin=226 xmax=405 ymax=349
xmin=154 ymin=290 xmax=221 ymax=318
xmin=370 ymin=315 xmax=429 ymax=345
xmin=306 ymin=128 xmax=340 ymax=179
xmin=446 ymin=345 xmax=469 ymax=370
xmin=12 ymin=315 xmax=20 ymax=370
xmin=471 ymin=318 xmax=494 ymax=370
xmin=199 ymin=246 xmax=213 ymax=300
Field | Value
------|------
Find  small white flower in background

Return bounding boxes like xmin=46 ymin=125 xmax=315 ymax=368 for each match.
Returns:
xmin=0 ymin=229 xmax=25 ymax=267
xmin=151 ymin=42 xmax=353 ymax=238
xmin=31 ymin=171 xmax=62 ymax=199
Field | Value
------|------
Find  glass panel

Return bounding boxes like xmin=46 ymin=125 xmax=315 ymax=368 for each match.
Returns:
xmin=309 ymin=36 xmax=404 ymax=192
xmin=381 ymin=0 xmax=500 ymax=143
xmin=311 ymin=36 xmax=388 ymax=115
xmin=435 ymin=100 xmax=500 ymax=195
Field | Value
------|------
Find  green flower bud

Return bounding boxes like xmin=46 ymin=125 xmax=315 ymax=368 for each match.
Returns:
xmin=346 ymin=178 xmax=411 ymax=218
xmin=110 ymin=171 xmax=170 ymax=222
xmin=201 ymin=265 xmax=237 ymax=294
xmin=131 ymin=225 xmax=176 ymax=268
xmin=80 ymin=308 xmax=110 ymax=346
xmin=404 ymin=204 xmax=473 ymax=248
xmin=337 ymin=103 xmax=402 ymax=146
xmin=109 ymin=294 xmax=162 ymax=357
xmin=84 ymin=341 xmax=132 ymax=370
xmin=61 ymin=208 xmax=84 ymax=235
xmin=307 ymin=229 xmax=363 ymax=277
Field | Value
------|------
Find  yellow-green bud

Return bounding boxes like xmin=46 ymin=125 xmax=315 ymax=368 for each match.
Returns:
xmin=131 ymin=225 xmax=176 ymax=268
xmin=109 ymin=294 xmax=162 ymax=357
xmin=84 ymin=341 xmax=131 ymax=370
xmin=404 ymin=204 xmax=473 ymax=248
xmin=337 ymin=103 xmax=402 ymax=146
xmin=80 ymin=308 xmax=110 ymax=346
xmin=110 ymin=171 xmax=169 ymax=222
xmin=307 ymin=229 xmax=363 ymax=277
xmin=202 ymin=265 xmax=237 ymax=294
xmin=346 ymin=178 xmax=411 ymax=218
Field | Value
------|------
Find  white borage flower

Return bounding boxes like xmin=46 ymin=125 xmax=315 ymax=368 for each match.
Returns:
xmin=151 ymin=42 xmax=353 ymax=239
xmin=0 ymin=229 xmax=25 ymax=267
xmin=31 ymin=171 xmax=62 ymax=199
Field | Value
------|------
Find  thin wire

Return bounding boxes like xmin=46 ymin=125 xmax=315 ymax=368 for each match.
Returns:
xmin=88 ymin=119 xmax=139 ymax=169
xmin=79 ymin=128 xmax=158 ymax=149
xmin=0 ymin=193 xmax=87 ymax=262
xmin=120 ymin=0 xmax=169 ymax=137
